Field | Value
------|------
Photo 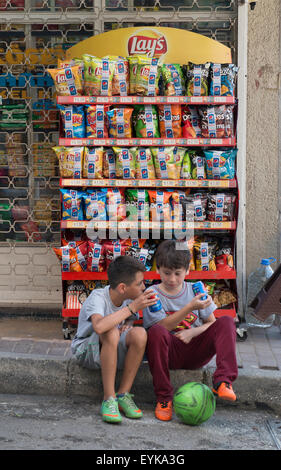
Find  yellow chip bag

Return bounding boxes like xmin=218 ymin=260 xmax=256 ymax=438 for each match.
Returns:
xmin=47 ymin=64 xmax=83 ymax=96
xmin=83 ymin=147 xmax=103 ymax=179
xmin=53 ymin=146 xmax=84 ymax=178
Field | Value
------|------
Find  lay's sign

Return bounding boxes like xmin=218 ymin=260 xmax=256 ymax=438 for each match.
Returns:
xmin=66 ymin=27 xmax=232 ymax=65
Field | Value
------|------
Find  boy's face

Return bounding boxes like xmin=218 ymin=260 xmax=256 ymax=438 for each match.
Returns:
xmin=157 ymin=266 xmax=188 ymax=292
xmin=122 ymin=271 xmax=146 ymax=299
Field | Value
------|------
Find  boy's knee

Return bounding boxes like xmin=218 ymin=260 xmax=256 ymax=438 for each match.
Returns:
xmin=147 ymin=323 xmax=169 ymax=341
xmin=127 ymin=326 xmax=147 ymax=347
xmin=100 ymin=327 xmax=120 ymax=346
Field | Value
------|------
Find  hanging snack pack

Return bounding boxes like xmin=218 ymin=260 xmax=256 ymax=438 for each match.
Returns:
xmin=83 ymin=55 xmax=115 ymax=96
xmin=185 ymin=62 xmax=210 ymax=96
xmin=53 ymin=146 xmax=84 ymax=178
xmin=60 ymin=189 xmax=84 ymax=220
xmin=82 ymin=189 xmax=107 ymax=221
xmin=158 ymin=104 xmax=182 ymax=138
xmin=128 ymin=56 xmax=139 ymax=94
xmin=181 ymin=105 xmax=202 ymax=138
xmin=194 ymin=239 xmax=217 ymax=271
xmin=180 ymin=150 xmax=192 ymax=179
xmin=53 ymin=245 xmax=84 ymax=272
xmin=103 ymin=240 xmax=129 ymax=268
xmin=173 ymin=147 xmax=186 ymax=179
xmin=199 ymin=105 xmax=234 ymax=139
xmin=190 ymin=151 xmax=206 ymax=179
xmin=207 ymin=193 xmax=236 ymax=221
xmin=87 ymin=241 xmax=106 ymax=272
xmin=133 ymin=147 xmax=155 ymax=179
xmin=148 ymin=189 xmax=172 ymax=221
xmin=151 ymin=146 xmax=175 ymax=179
xmin=85 ymin=105 xmax=109 ymax=138
xmin=47 ymin=64 xmax=83 ymax=96
xmin=104 ymin=56 xmax=129 ymax=96
xmin=204 ymin=149 xmax=237 ymax=179
xmin=83 ymin=147 xmax=103 ymax=179
xmin=113 ymin=147 xmax=136 ymax=179
xmin=106 ymin=107 xmax=133 ymax=138
xmin=210 ymin=63 xmax=238 ymax=96
xmin=135 ymin=56 xmax=160 ymax=96
xmin=61 ymin=240 xmax=88 ymax=272
xmin=125 ymin=189 xmax=150 ymax=221
xmin=103 ymin=148 xmax=116 ymax=178
xmin=107 ymin=188 xmax=126 ymax=221
xmin=161 ymin=63 xmax=185 ymax=96
xmin=181 ymin=193 xmax=208 ymax=222
xmin=170 ymin=190 xmax=189 ymax=221
xmin=132 ymin=105 xmax=160 ymax=138
xmin=59 ymin=105 xmax=85 ymax=138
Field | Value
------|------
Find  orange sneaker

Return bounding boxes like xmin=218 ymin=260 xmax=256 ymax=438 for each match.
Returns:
xmin=155 ymin=401 xmax=173 ymax=421
xmin=212 ymin=382 xmax=236 ymax=402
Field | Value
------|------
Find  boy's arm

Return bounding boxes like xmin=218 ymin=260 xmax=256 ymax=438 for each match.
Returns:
xmin=174 ymin=312 xmax=216 ymax=343
xmin=157 ymin=294 xmax=213 ymax=331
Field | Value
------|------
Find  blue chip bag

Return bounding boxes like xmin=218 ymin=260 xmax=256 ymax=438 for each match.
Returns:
xmin=82 ymin=188 xmax=107 ymax=221
xmin=210 ymin=63 xmax=238 ymax=97
xmin=204 ymin=149 xmax=237 ymax=179
xmin=60 ymin=189 xmax=84 ymax=220
xmin=59 ymin=105 xmax=85 ymax=138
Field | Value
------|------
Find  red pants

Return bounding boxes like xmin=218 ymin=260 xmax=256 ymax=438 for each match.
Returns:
xmin=146 ymin=316 xmax=238 ymax=402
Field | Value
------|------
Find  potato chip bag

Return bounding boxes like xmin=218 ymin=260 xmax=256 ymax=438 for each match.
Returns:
xmin=128 ymin=56 xmax=139 ymax=94
xmin=181 ymin=193 xmax=208 ymax=222
xmin=210 ymin=63 xmax=238 ymax=97
xmin=161 ymin=63 xmax=185 ymax=96
xmin=180 ymin=150 xmax=192 ymax=179
xmin=47 ymin=64 xmax=83 ymax=96
xmin=53 ymin=245 xmax=83 ymax=272
xmin=132 ymin=105 xmax=160 ymax=138
xmin=182 ymin=105 xmax=201 ymax=138
xmin=170 ymin=190 xmax=189 ymax=221
xmin=185 ymin=62 xmax=210 ymax=96
xmin=148 ymin=189 xmax=172 ymax=221
xmin=173 ymin=147 xmax=186 ymax=179
xmin=158 ymin=104 xmax=182 ymax=138
xmin=113 ymin=147 xmax=136 ymax=179
xmin=125 ymin=189 xmax=149 ymax=221
xmin=60 ymin=189 xmax=84 ymax=220
xmin=133 ymin=147 xmax=155 ymax=179
xmin=207 ymin=193 xmax=236 ymax=221
xmin=103 ymin=148 xmax=116 ymax=178
xmin=107 ymin=188 xmax=126 ymax=221
xmin=56 ymin=240 xmax=88 ymax=272
xmin=104 ymin=55 xmax=129 ymax=96
xmin=204 ymin=149 xmax=236 ymax=179
xmin=86 ymin=105 xmax=109 ymax=138
xmin=82 ymin=54 xmax=115 ymax=96
xmin=151 ymin=146 xmax=178 ymax=179
xmin=190 ymin=151 xmax=206 ymax=179
xmin=87 ymin=241 xmax=106 ymax=272
xmin=103 ymin=240 xmax=129 ymax=268
xmin=107 ymin=107 xmax=133 ymax=138
xmin=58 ymin=58 xmax=84 ymax=88
xmin=59 ymin=105 xmax=85 ymax=138
xmin=53 ymin=146 xmax=84 ymax=178
xmin=199 ymin=105 xmax=234 ymax=139
xmin=82 ymin=188 xmax=107 ymax=221
xmin=194 ymin=239 xmax=217 ymax=271
xmin=135 ymin=56 xmax=160 ymax=96
xmin=83 ymin=147 xmax=103 ymax=179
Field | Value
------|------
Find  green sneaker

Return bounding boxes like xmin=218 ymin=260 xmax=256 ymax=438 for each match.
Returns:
xmin=101 ymin=396 xmax=122 ymax=423
xmin=117 ymin=392 xmax=143 ymax=419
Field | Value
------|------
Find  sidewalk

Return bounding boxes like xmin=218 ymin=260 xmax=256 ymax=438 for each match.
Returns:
xmin=0 ymin=317 xmax=280 ymax=414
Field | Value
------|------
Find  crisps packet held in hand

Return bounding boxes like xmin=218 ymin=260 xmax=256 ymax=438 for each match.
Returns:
xmin=185 ymin=62 xmax=210 ymax=96
xmin=47 ymin=64 xmax=83 ymax=96
xmin=158 ymin=104 xmax=182 ymax=138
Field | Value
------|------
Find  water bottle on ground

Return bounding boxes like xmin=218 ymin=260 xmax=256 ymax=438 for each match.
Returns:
xmin=245 ymin=257 xmax=276 ymax=328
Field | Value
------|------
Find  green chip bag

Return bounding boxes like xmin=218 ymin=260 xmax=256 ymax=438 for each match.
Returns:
xmin=125 ymin=188 xmax=149 ymax=221
xmin=132 ymin=105 xmax=160 ymax=138
xmin=180 ymin=150 xmax=192 ymax=179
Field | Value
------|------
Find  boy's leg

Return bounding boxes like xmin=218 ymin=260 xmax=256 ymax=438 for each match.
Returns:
xmin=117 ymin=326 xmax=147 ymax=394
xmin=99 ymin=327 xmax=120 ymax=400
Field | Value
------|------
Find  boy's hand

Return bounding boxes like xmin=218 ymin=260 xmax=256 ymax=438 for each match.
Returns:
xmin=174 ymin=328 xmax=194 ymax=344
xmin=130 ymin=289 xmax=159 ymax=313
xmin=188 ymin=293 xmax=212 ymax=311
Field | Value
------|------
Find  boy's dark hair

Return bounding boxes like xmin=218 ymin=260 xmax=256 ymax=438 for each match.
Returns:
xmin=156 ymin=240 xmax=191 ymax=270
xmin=107 ymin=255 xmax=146 ymax=289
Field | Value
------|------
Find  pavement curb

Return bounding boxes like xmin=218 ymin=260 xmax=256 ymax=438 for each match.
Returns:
xmin=0 ymin=353 xmax=280 ymax=415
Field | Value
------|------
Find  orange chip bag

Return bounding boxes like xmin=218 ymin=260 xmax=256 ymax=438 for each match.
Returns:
xmin=106 ymin=107 xmax=133 ymax=138
xmin=86 ymin=105 xmax=109 ymax=138
xmin=148 ymin=189 xmax=172 ymax=222
xmin=53 ymin=245 xmax=85 ymax=272
xmin=158 ymin=104 xmax=182 ymax=138
xmin=47 ymin=64 xmax=83 ymax=96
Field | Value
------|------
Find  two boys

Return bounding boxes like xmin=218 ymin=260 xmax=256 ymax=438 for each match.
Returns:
xmin=72 ymin=240 xmax=238 ymax=423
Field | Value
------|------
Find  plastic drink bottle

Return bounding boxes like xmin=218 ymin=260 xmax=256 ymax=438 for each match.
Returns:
xmin=245 ymin=257 xmax=276 ymax=328
xmin=192 ymin=281 xmax=208 ymax=300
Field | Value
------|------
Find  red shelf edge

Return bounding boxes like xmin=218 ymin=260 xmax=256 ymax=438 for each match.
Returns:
xmin=61 ymin=270 xmax=236 ymax=281
xmin=57 ymin=95 xmax=236 ymax=105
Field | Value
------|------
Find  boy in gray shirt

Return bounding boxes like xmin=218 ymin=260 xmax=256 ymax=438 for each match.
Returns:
xmin=72 ymin=255 xmax=156 ymax=424
xmin=142 ymin=240 xmax=238 ymax=422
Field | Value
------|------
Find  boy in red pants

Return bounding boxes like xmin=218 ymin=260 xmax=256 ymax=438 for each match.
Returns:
xmin=142 ymin=240 xmax=238 ymax=421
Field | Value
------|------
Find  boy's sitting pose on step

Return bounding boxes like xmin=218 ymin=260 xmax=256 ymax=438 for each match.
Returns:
xmin=71 ymin=255 xmax=157 ymax=423
xmin=142 ymin=240 xmax=238 ymax=421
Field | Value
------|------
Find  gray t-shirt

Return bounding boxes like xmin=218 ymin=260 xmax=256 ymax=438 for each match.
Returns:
xmin=71 ymin=286 xmax=135 ymax=355
xmin=142 ymin=281 xmax=217 ymax=331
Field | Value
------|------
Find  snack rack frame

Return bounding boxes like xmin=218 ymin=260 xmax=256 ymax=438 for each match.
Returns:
xmin=57 ymin=94 xmax=238 ymax=337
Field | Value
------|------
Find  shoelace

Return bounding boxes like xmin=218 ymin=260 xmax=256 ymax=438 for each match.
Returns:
xmin=160 ymin=401 xmax=169 ymax=409
xmin=105 ymin=397 xmax=118 ymax=414
xmin=121 ymin=393 xmax=137 ymax=408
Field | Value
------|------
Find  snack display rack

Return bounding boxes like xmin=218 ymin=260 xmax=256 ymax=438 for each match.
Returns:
xmin=52 ymin=28 xmax=239 ymax=339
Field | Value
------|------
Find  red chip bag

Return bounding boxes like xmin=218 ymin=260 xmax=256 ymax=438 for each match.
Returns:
xmin=106 ymin=188 xmax=126 ymax=221
xmin=102 ymin=240 xmax=129 ymax=268
xmin=182 ymin=105 xmax=201 ymax=138
xmin=87 ymin=241 xmax=106 ymax=272
xmin=148 ymin=190 xmax=172 ymax=222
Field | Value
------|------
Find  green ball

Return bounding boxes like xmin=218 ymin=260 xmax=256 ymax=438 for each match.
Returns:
xmin=173 ymin=382 xmax=216 ymax=426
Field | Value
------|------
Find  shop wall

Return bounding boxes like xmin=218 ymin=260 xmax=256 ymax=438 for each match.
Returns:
xmin=246 ymin=0 xmax=281 ymax=276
